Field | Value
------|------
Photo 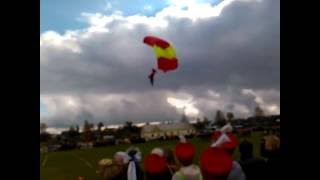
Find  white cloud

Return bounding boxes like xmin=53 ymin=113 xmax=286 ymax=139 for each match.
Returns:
xmin=208 ymin=90 xmax=221 ymax=98
xmin=265 ymin=104 xmax=279 ymax=114
xmin=241 ymin=88 xmax=280 ymax=115
xmin=167 ymin=97 xmax=200 ymax=116
xmin=41 ymin=0 xmax=264 ymax=54
xmin=40 ymin=95 xmax=81 ymax=119
xmin=242 ymin=89 xmax=256 ymax=96
xmin=40 ymin=31 xmax=82 ymax=54
xmin=242 ymin=88 xmax=264 ymax=104
xmin=46 ymin=127 xmax=68 ymax=134
xmin=81 ymin=0 xmax=251 ymax=33
xmin=40 ymin=0 xmax=255 ymax=51
xmin=233 ymin=104 xmax=250 ymax=115
xmin=165 ymin=0 xmax=256 ymax=20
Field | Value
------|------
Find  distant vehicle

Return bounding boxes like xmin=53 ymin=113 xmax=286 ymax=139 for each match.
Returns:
xmin=48 ymin=144 xmax=61 ymax=152
xmin=205 ymin=123 xmax=218 ymax=132
xmin=233 ymin=125 xmax=243 ymax=129
xmin=103 ymin=135 xmax=115 ymax=140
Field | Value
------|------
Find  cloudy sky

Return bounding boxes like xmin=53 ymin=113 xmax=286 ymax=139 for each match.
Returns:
xmin=40 ymin=0 xmax=280 ymax=132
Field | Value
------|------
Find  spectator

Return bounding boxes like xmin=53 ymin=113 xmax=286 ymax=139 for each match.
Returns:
xmin=112 ymin=147 xmax=144 ymax=180
xmin=172 ymin=136 xmax=202 ymax=180
xmin=126 ymin=147 xmax=144 ymax=180
xmin=98 ymin=158 xmax=112 ymax=177
xmin=163 ymin=148 xmax=180 ymax=174
xmin=260 ymin=131 xmax=280 ymax=159
xmin=144 ymin=148 xmax=172 ymax=180
xmin=239 ymin=139 xmax=253 ymax=161
xmin=227 ymin=161 xmax=246 ymax=180
xmin=239 ymin=138 xmax=267 ymax=180
xmin=114 ymin=152 xmax=129 ymax=167
xmin=98 ymin=158 xmax=126 ymax=180
xmin=210 ymin=123 xmax=246 ymax=180
xmin=113 ymin=151 xmax=130 ymax=180
xmin=265 ymin=130 xmax=280 ymax=180
xmin=267 ymin=147 xmax=280 ymax=179
xmin=200 ymin=147 xmax=233 ymax=180
xmin=211 ymin=123 xmax=238 ymax=155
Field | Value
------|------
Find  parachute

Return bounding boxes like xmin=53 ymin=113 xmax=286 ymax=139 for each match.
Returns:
xmin=143 ymin=36 xmax=179 ymax=86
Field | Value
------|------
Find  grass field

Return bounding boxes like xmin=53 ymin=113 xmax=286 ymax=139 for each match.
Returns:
xmin=40 ymin=132 xmax=263 ymax=180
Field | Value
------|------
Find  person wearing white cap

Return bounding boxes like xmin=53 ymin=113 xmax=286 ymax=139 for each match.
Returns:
xmin=113 ymin=147 xmax=144 ymax=180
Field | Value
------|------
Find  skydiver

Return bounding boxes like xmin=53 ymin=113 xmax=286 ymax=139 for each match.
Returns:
xmin=148 ymin=68 xmax=157 ymax=86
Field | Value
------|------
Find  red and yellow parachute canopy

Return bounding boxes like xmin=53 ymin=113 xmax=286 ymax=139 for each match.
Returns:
xmin=143 ymin=36 xmax=179 ymax=72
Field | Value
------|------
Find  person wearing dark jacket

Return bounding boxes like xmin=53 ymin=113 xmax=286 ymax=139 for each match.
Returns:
xmin=239 ymin=139 xmax=267 ymax=180
xmin=266 ymin=145 xmax=280 ymax=179
xmin=259 ymin=130 xmax=281 ymax=179
xmin=163 ymin=148 xmax=180 ymax=174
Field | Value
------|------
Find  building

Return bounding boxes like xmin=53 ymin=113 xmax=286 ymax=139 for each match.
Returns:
xmin=141 ymin=122 xmax=196 ymax=141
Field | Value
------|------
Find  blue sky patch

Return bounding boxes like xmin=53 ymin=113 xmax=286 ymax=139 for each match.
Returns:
xmin=41 ymin=0 xmax=223 ymax=33
xmin=40 ymin=101 xmax=48 ymax=114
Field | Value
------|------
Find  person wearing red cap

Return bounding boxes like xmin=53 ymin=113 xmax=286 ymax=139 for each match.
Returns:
xmin=144 ymin=148 xmax=172 ymax=180
xmin=209 ymin=124 xmax=246 ymax=180
xmin=200 ymin=147 xmax=233 ymax=180
xmin=172 ymin=135 xmax=202 ymax=180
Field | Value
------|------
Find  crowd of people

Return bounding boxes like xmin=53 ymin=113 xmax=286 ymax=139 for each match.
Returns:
xmin=97 ymin=124 xmax=280 ymax=180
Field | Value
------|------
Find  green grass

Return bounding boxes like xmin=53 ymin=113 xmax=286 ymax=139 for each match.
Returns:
xmin=40 ymin=132 xmax=263 ymax=180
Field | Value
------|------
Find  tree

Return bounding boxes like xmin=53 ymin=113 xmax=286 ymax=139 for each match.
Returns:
xmin=226 ymin=112 xmax=235 ymax=122
xmin=116 ymin=121 xmax=142 ymax=140
xmin=40 ymin=123 xmax=51 ymax=142
xmin=193 ymin=117 xmax=210 ymax=133
xmin=40 ymin=123 xmax=47 ymax=134
xmin=254 ymin=106 xmax=265 ymax=117
xmin=193 ymin=121 xmax=204 ymax=133
xmin=97 ymin=122 xmax=104 ymax=132
xmin=196 ymin=118 xmax=201 ymax=123
xmin=214 ymin=110 xmax=226 ymax=127
xmin=83 ymin=120 xmax=94 ymax=142
xmin=203 ymin=117 xmax=210 ymax=126
xmin=69 ymin=125 xmax=75 ymax=132
xmin=83 ymin=120 xmax=89 ymax=131
xmin=67 ymin=125 xmax=80 ymax=144
xmin=124 ymin=121 xmax=133 ymax=129
xmin=40 ymin=132 xmax=51 ymax=143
